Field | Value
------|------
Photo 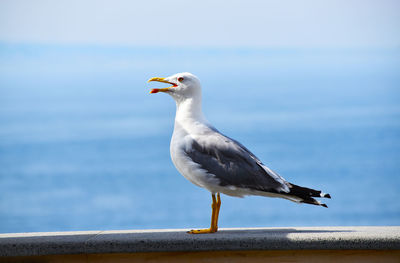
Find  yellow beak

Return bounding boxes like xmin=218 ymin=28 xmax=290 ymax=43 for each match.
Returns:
xmin=148 ymin=77 xmax=177 ymax=94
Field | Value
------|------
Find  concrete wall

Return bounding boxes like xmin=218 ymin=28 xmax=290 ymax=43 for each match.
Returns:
xmin=1 ymin=226 xmax=399 ymax=262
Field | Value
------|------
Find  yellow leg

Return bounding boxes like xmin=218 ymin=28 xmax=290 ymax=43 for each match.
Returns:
xmin=187 ymin=193 xmax=221 ymax=234
xmin=214 ymin=193 xmax=221 ymax=229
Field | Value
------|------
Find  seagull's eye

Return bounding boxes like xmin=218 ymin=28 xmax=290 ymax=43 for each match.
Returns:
xmin=178 ymin=77 xmax=184 ymax=82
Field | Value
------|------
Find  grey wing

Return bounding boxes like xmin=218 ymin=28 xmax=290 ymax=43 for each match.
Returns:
xmin=184 ymin=132 xmax=290 ymax=193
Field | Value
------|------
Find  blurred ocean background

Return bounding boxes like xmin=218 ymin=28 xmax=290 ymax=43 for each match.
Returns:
xmin=1 ymin=0 xmax=399 ymax=233
xmin=0 ymin=44 xmax=399 ymax=233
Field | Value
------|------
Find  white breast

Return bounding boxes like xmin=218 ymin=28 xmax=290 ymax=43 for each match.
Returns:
xmin=170 ymin=120 xmax=222 ymax=192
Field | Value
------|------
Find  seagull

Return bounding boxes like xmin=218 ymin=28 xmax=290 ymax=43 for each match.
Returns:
xmin=148 ymin=72 xmax=330 ymax=234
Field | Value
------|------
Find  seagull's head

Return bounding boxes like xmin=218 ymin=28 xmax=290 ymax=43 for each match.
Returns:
xmin=148 ymin=72 xmax=201 ymax=102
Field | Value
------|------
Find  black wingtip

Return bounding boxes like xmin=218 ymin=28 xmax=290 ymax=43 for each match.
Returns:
xmin=321 ymin=203 xmax=328 ymax=208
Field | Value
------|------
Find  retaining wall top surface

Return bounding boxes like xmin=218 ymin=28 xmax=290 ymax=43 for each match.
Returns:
xmin=0 ymin=226 xmax=399 ymax=257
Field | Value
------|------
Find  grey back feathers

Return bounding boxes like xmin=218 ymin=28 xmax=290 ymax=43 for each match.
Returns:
xmin=184 ymin=128 xmax=330 ymax=207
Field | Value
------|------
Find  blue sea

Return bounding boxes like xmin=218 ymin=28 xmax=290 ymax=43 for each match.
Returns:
xmin=0 ymin=44 xmax=399 ymax=233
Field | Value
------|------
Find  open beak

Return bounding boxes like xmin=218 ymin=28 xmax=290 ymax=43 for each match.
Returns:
xmin=148 ymin=77 xmax=177 ymax=94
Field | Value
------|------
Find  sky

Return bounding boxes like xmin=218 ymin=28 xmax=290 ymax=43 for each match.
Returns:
xmin=0 ymin=0 xmax=399 ymax=48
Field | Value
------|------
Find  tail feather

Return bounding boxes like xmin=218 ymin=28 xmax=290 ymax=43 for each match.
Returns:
xmin=287 ymin=183 xmax=331 ymax=207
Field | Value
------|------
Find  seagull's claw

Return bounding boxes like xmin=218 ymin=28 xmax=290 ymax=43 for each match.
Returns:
xmin=187 ymin=193 xmax=221 ymax=234
xmin=187 ymin=228 xmax=217 ymax=234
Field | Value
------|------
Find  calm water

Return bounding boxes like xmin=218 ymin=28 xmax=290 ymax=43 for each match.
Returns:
xmin=0 ymin=45 xmax=399 ymax=233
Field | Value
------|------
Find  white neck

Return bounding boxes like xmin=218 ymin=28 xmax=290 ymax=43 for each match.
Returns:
xmin=175 ymin=97 xmax=207 ymax=124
